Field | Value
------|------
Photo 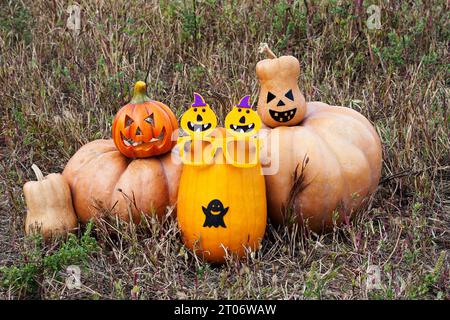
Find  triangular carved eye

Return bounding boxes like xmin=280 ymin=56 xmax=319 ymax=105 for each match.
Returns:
xmin=125 ymin=115 xmax=134 ymax=127
xmin=145 ymin=114 xmax=154 ymax=126
xmin=285 ymin=89 xmax=294 ymax=101
xmin=267 ymin=92 xmax=276 ymax=103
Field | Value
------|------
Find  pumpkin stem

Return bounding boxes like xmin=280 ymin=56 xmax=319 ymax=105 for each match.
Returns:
xmin=31 ymin=164 xmax=44 ymax=181
xmin=130 ymin=81 xmax=151 ymax=104
xmin=259 ymin=43 xmax=277 ymax=59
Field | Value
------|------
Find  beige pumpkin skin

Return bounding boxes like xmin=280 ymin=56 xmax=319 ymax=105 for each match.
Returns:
xmin=261 ymin=102 xmax=382 ymax=231
xmin=24 ymin=166 xmax=78 ymax=239
xmin=62 ymin=139 xmax=181 ymax=224
xmin=256 ymin=55 xmax=307 ymax=127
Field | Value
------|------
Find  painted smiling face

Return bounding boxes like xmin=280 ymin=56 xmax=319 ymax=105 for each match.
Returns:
xmin=225 ymin=96 xmax=262 ymax=138
xmin=180 ymin=93 xmax=217 ymax=137
xmin=112 ymin=81 xmax=178 ymax=158
xmin=256 ymin=55 xmax=307 ymax=127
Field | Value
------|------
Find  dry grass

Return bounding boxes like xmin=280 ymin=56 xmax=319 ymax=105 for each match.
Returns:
xmin=0 ymin=0 xmax=449 ymax=299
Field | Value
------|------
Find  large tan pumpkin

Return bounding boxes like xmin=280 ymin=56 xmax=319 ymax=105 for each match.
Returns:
xmin=260 ymin=101 xmax=382 ymax=232
xmin=62 ymin=139 xmax=181 ymax=224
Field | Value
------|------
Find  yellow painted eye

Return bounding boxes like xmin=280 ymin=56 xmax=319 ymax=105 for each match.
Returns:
xmin=194 ymin=108 xmax=197 ymax=112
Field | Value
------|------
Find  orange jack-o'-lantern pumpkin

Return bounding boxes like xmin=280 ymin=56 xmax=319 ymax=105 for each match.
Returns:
xmin=112 ymin=81 xmax=178 ymax=158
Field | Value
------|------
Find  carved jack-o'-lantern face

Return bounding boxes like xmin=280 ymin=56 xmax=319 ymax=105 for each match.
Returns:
xmin=112 ymin=81 xmax=178 ymax=158
xmin=256 ymin=54 xmax=307 ymax=127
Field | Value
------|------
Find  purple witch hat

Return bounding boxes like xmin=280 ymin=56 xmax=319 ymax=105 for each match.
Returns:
xmin=192 ymin=92 xmax=207 ymax=107
xmin=237 ymin=95 xmax=251 ymax=108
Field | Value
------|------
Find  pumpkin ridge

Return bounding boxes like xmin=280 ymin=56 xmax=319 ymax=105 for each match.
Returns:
xmin=288 ymin=126 xmax=319 ymax=188
xmin=309 ymin=121 xmax=376 ymax=219
xmin=83 ymin=151 xmax=128 ymax=222
xmin=157 ymin=156 xmax=171 ymax=210
xmin=69 ymin=148 xmax=120 ymax=175
xmin=151 ymin=100 xmax=179 ymax=132
xmin=148 ymin=103 xmax=174 ymax=152
xmin=300 ymin=124 xmax=350 ymax=217
xmin=48 ymin=176 xmax=72 ymax=227
xmin=307 ymin=105 xmax=380 ymax=144
xmin=304 ymin=110 xmax=378 ymax=150
xmin=304 ymin=110 xmax=380 ymax=184
xmin=64 ymin=139 xmax=181 ymax=223
xmin=78 ymin=143 xmax=117 ymax=158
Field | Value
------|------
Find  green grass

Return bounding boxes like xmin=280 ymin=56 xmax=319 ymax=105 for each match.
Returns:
xmin=0 ymin=0 xmax=448 ymax=299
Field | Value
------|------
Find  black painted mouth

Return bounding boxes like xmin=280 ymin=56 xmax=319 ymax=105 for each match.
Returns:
xmin=229 ymin=123 xmax=255 ymax=133
xmin=269 ymin=108 xmax=297 ymax=122
xmin=187 ymin=121 xmax=212 ymax=132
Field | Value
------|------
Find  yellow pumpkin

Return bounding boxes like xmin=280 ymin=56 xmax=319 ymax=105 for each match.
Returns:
xmin=177 ymin=129 xmax=267 ymax=263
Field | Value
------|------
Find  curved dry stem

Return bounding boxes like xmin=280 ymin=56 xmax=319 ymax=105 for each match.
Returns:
xmin=258 ymin=43 xmax=277 ymax=59
xmin=31 ymin=164 xmax=45 ymax=181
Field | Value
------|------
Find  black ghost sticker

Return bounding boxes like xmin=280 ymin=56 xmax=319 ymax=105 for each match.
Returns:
xmin=202 ymin=199 xmax=229 ymax=228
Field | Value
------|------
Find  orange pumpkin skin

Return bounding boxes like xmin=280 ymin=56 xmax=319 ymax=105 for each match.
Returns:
xmin=256 ymin=55 xmax=307 ymax=127
xmin=177 ymin=129 xmax=267 ymax=263
xmin=62 ymin=139 xmax=181 ymax=224
xmin=261 ymin=102 xmax=382 ymax=232
xmin=112 ymin=81 xmax=178 ymax=158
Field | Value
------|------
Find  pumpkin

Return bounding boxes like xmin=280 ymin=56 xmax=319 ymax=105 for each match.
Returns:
xmin=112 ymin=81 xmax=178 ymax=158
xmin=177 ymin=128 xmax=267 ymax=263
xmin=62 ymin=139 xmax=182 ymax=224
xmin=24 ymin=164 xmax=78 ymax=239
xmin=260 ymin=102 xmax=382 ymax=232
xmin=256 ymin=44 xmax=307 ymax=127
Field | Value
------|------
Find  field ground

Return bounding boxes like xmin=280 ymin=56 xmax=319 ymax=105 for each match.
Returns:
xmin=0 ymin=0 xmax=449 ymax=299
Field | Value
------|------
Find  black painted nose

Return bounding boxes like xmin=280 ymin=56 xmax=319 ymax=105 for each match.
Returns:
xmin=277 ymin=100 xmax=285 ymax=107
xmin=197 ymin=114 xmax=203 ymax=122
xmin=239 ymin=116 xmax=246 ymax=124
